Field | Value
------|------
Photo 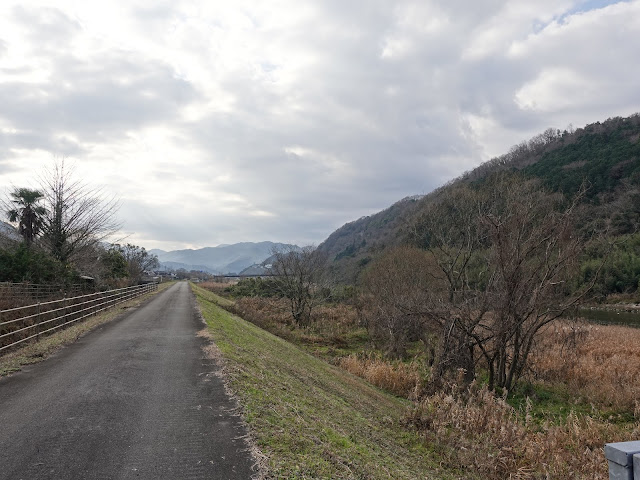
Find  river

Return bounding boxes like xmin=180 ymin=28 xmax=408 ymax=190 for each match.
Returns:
xmin=579 ymin=307 xmax=640 ymax=327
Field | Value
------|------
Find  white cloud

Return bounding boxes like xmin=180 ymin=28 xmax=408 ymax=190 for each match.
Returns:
xmin=0 ymin=0 xmax=638 ymax=250
xmin=514 ymin=67 xmax=594 ymax=112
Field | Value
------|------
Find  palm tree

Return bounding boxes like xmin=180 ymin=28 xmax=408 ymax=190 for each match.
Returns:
xmin=7 ymin=188 xmax=47 ymax=246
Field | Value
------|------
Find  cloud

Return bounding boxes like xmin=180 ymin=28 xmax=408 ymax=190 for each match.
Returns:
xmin=0 ymin=0 xmax=638 ymax=250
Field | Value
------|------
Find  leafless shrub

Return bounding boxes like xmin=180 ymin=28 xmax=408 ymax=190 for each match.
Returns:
xmin=271 ymin=245 xmax=329 ymax=326
xmin=359 ymin=246 xmax=441 ymax=359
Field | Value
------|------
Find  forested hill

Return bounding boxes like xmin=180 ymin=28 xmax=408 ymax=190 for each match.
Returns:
xmin=319 ymin=114 xmax=640 ymax=284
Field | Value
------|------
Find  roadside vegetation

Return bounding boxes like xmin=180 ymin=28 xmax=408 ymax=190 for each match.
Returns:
xmin=0 ymin=160 xmax=169 ymax=360
xmin=198 ymin=121 xmax=640 ymax=477
xmin=201 ymin=277 xmax=640 ymax=479
xmin=0 ymin=160 xmax=159 ymax=289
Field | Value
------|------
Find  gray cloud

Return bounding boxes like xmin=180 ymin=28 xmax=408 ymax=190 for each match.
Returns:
xmin=0 ymin=1 xmax=638 ymax=250
xmin=0 ymin=5 xmax=201 ymax=155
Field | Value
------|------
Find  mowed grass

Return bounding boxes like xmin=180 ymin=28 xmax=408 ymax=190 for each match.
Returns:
xmin=192 ymin=284 xmax=459 ymax=480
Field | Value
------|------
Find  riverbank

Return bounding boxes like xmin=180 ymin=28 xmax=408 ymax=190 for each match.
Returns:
xmin=198 ymin=282 xmax=640 ymax=479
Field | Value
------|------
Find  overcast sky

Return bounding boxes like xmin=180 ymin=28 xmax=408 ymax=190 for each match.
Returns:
xmin=1 ymin=0 xmax=639 ymax=251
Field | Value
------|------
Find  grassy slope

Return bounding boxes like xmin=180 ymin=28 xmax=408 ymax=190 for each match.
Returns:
xmin=192 ymin=284 xmax=459 ymax=480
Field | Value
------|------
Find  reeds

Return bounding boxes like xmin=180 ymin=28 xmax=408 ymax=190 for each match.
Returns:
xmin=530 ymin=321 xmax=640 ymax=413
xmin=339 ymin=354 xmax=422 ymax=398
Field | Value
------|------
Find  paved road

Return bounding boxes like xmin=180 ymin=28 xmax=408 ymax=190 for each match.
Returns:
xmin=0 ymin=282 xmax=254 ymax=480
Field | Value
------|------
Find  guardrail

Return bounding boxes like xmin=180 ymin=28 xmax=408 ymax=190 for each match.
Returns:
xmin=0 ymin=283 xmax=157 ymax=353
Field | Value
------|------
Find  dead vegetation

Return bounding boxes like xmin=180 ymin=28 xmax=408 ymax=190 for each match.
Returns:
xmin=407 ymin=378 xmax=636 ymax=480
xmin=339 ymin=354 xmax=423 ymax=398
xmin=530 ymin=321 xmax=640 ymax=413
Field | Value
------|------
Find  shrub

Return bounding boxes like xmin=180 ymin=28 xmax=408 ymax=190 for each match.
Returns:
xmin=0 ymin=244 xmax=72 ymax=284
xmin=224 ymin=277 xmax=282 ymax=298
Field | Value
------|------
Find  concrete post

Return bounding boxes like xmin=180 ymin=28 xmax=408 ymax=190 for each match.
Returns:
xmin=605 ymin=441 xmax=640 ymax=480
xmin=633 ymin=454 xmax=640 ymax=480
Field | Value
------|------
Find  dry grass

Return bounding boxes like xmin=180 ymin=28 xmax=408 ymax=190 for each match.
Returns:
xmin=198 ymin=280 xmax=236 ymax=294
xmin=340 ymin=354 xmax=422 ymax=398
xmin=227 ymin=297 xmax=362 ymax=348
xmin=228 ymin=297 xmax=292 ymax=338
xmin=408 ymin=378 xmax=639 ymax=479
xmin=530 ymin=321 xmax=640 ymax=413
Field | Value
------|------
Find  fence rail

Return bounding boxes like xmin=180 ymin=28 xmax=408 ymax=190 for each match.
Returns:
xmin=0 ymin=282 xmax=89 ymax=306
xmin=0 ymin=283 xmax=158 ymax=353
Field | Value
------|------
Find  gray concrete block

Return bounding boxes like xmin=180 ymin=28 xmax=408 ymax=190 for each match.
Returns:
xmin=605 ymin=442 xmax=640 ymax=480
xmin=633 ymin=454 xmax=640 ymax=480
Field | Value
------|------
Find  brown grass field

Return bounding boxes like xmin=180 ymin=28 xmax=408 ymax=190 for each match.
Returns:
xmin=531 ymin=321 xmax=640 ymax=413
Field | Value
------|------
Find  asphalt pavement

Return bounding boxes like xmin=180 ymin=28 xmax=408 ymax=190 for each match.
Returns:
xmin=0 ymin=281 xmax=255 ymax=480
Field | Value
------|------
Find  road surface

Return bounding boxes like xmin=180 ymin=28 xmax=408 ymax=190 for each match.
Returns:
xmin=0 ymin=282 xmax=254 ymax=479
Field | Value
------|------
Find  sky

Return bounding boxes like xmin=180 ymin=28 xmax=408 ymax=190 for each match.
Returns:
xmin=1 ymin=0 xmax=639 ymax=251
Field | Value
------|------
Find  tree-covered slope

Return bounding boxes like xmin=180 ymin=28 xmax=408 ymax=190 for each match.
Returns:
xmin=523 ymin=116 xmax=640 ymax=200
xmin=320 ymin=114 xmax=640 ymax=284
xmin=317 ymin=196 xmax=424 ymax=283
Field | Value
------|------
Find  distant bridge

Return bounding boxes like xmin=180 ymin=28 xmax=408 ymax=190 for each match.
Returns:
xmin=216 ymin=274 xmax=278 ymax=279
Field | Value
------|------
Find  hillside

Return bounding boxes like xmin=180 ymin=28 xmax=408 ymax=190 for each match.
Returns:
xmin=319 ymin=114 xmax=640 ymax=283
xmin=152 ymin=241 xmax=298 ymax=274
xmin=318 ymin=196 xmax=424 ymax=283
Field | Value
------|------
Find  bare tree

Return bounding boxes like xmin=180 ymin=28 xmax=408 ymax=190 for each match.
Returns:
xmin=271 ymin=245 xmax=328 ymax=326
xmin=360 ymin=246 xmax=440 ymax=359
xmin=40 ymin=161 xmax=120 ymax=264
xmin=410 ymin=174 xmax=601 ymax=391
xmin=113 ymin=243 xmax=159 ymax=284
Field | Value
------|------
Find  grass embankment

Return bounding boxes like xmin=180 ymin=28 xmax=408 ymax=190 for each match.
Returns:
xmin=192 ymin=284 xmax=458 ymax=480
xmin=0 ymin=281 xmax=175 ymax=376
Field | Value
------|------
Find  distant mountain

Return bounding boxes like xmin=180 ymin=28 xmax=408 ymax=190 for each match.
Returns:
xmin=158 ymin=261 xmax=220 ymax=274
xmin=152 ymin=241 xmax=298 ymax=274
xmin=319 ymin=114 xmax=640 ymax=284
xmin=0 ymin=221 xmax=21 ymax=247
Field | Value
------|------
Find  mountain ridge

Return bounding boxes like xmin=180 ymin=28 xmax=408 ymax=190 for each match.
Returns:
xmin=152 ymin=241 xmax=298 ymax=274
xmin=318 ymin=113 xmax=640 ymax=283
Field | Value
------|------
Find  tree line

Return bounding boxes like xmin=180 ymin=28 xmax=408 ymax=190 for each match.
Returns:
xmin=1 ymin=161 xmax=158 ymax=288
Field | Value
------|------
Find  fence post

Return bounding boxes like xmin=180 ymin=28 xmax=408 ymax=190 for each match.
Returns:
xmin=36 ymin=302 xmax=41 ymax=341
